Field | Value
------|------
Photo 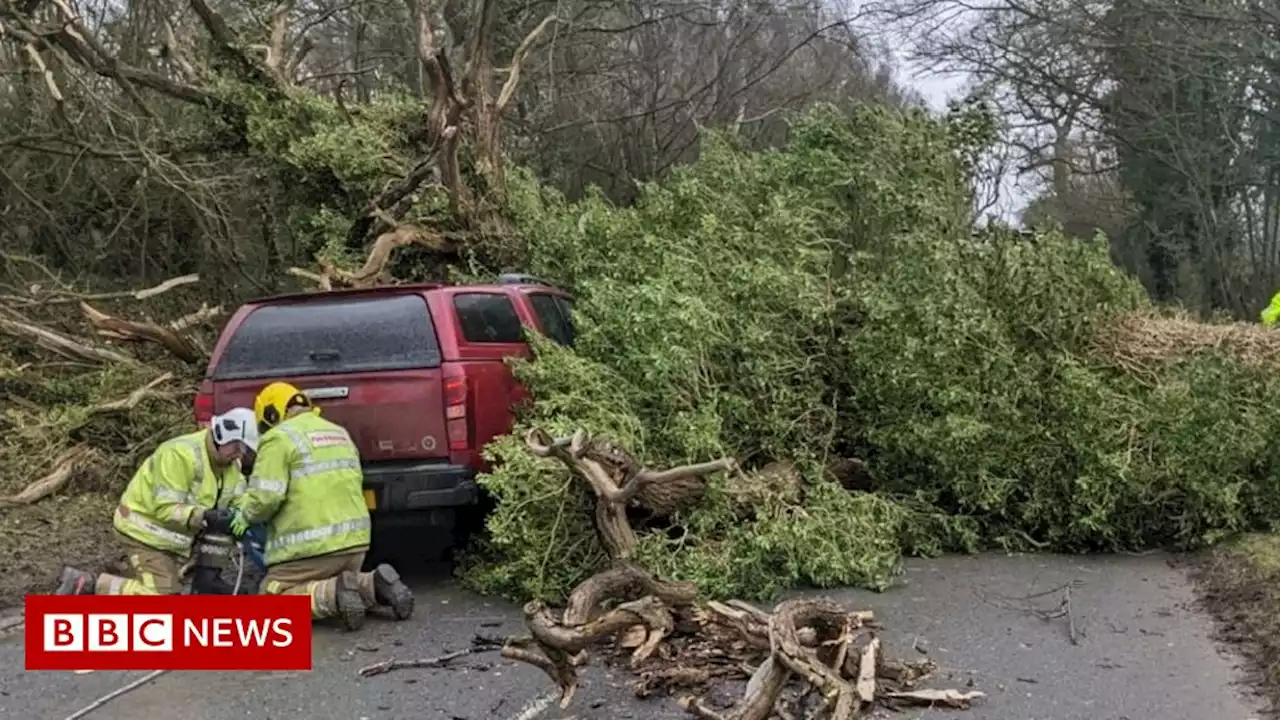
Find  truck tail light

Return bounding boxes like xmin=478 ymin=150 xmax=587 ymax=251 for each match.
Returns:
xmin=442 ymin=367 xmax=470 ymax=451
xmin=194 ymin=390 xmax=214 ymax=427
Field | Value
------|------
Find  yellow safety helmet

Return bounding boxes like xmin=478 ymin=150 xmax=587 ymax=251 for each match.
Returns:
xmin=254 ymin=381 xmax=314 ymax=430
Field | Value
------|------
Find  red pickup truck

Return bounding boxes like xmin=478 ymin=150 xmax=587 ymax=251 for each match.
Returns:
xmin=194 ymin=274 xmax=574 ymax=525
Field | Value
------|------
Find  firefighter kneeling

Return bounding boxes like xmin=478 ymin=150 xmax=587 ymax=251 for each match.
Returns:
xmin=205 ymin=382 xmax=414 ymax=630
xmin=54 ymin=408 xmax=258 ymax=595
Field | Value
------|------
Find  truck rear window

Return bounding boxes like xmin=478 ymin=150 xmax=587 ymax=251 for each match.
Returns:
xmin=453 ymin=293 xmax=524 ymax=343
xmin=212 ymin=294 xmax=441 ymax=379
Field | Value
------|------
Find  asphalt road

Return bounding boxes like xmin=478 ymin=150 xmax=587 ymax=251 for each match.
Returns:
xmin=0 ymin=552 xmax=1264 ymax=720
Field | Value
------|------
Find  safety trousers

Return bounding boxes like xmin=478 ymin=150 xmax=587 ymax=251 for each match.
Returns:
xmin=260 ymin=547 xmax=376 ymax=619
xmin=95 ymin=534 xmax=184 ymax=595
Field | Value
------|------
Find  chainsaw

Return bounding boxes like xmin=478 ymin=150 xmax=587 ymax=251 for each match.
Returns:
xmin=186 ymin=525 xmax=267 ymax=595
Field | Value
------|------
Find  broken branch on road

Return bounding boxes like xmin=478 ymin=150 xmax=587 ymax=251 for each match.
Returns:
xmin=356 ymin=635 xmax=504 ymax=677
xmin=499 ymin=427 xmax=985 ymax=718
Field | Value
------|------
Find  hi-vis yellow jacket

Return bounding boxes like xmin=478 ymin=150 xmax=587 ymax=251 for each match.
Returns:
xmin=1263 ymin=291 xmax=1280 ymax=328
xmin=113 ymin=429 xmax=246 ymax=558
xmin=235 ymin=411 xmax=370 ymax=566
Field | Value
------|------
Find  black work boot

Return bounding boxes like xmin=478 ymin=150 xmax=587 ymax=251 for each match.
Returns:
xmin=55 ymin=568 xmax=95 ymax=596
xmin=373 ymin=563 xmax=414 ymax=621
xmin=335 ymin=571 xmax=367 ymax=632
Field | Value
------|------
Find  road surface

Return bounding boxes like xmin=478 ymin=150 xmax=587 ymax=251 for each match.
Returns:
xmin=0 ymin=552 xmax=1263 ymax=720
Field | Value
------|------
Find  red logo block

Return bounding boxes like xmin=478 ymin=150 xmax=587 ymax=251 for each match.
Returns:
xmin=25 ymin=595 xmax=312 ymax=671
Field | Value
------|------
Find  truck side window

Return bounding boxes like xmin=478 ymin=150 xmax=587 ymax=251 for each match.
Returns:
xmin=453 ymin=293 xmax=524 ymax=343
xmin=529 ymin=293 xmax=575 ymax=346
xmin=554 ymin=296 xmax=576 ymax=346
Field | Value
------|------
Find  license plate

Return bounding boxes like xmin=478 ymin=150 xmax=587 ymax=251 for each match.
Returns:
xmin=304 ymin=386 xmax=349 ymax=400
xmin=363 ymin=489 xmax=376 ymax=510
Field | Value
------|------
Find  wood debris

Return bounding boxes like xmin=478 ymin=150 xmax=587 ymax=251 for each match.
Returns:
xmin=883 ymin=688 xmax=986 ymax=708
xmin=90 ymin=373 xmax=176 ymax=414
xmin=496 ymin=427 xmax=984 ymax=718
xmin=0 ymin=310 xmax=137 ymax=365
xmin=0 ymin=272 xmax=221 ymax=367
xmin=0 ymin=273 xmax=227 ymax=518
xmin=0 ymin=445 xmax=95 ymax=507
xmin=289 ymin=225 xmax=458 ymax=291
xmin=80 ymin=302 xmax=203 ymax=363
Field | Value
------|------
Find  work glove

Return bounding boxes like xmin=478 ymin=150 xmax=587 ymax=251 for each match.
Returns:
xmin=229 ymin=509 xmax=251 ymax=538
xmin=202 ymin=508 xmax=236 ymax=534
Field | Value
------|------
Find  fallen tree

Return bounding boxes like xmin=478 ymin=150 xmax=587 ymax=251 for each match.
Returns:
xmin=7 ymin=101 xmax=1280 ymax=700
xmin=498 ymin=428 xmax=983 ymax=718
xmin=462 ymin=103 xmax=1280 ymax=610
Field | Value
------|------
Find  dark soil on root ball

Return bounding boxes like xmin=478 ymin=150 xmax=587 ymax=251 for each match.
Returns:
xmin=1184 ymin=534 xmax=1280 ymax=719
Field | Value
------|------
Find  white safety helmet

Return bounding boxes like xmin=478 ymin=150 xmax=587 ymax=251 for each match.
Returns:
xmin=210 ymin=407 xmax=260 ymax=453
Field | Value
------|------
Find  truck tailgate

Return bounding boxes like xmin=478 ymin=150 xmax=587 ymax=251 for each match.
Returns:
xmin=211 ymin=371 xmax=450 ymax=461
xmin=205 ymin=292 xmax=450 ymax=462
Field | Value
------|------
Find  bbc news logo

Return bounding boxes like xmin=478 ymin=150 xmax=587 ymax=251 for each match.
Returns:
xmin=25 ymin=595 xmax=312 ymax=671
xmin=43 ymin=613 xmax=296 ymax=652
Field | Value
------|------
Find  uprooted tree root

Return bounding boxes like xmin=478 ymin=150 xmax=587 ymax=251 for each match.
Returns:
xmin=498 ymin=428 xmax=984 ymax=718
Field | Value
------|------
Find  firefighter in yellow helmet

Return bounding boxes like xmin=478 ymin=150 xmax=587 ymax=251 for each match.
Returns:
xmin=215 ymin=381 xmax=414 ymax=631
xmin=54 ymin=408 xmax=259 ymax=595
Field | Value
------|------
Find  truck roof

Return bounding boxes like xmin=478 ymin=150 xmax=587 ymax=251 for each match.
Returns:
xmin=248 ymin=278 xmax=569 ymax=306
xmin=248 ymin=283 xmax=445 ymax=305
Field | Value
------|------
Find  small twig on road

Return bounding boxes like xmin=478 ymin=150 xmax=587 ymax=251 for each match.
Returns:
xmin=1066 ymin=583 xmax=1078 ymax=645
xmin=357 ymin=647 xmax=474 ymax=677
xmin=357 ymin=635 xmax=503 ymax=677
xmin=64 ymin=669 xmax=168 ymax=720
xmin=974 ymin=579 xmax=1086 ymax=644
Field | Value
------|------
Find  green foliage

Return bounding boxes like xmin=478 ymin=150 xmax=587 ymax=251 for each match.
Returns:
xmin=0 ymin=357 xmax=190 ymax=499
xmin=462 ymin=102 xmax=1280 ymax=606
xmin=239 ymin=85 xmax=419 ymax=186
xmin=213 ymin=78 xmax=431 ymax=257
xmin=632 ymin=480 xmax=925 ymax=600
xmin=945 ymin=94 xmax=1001 ymax=177
xmin=466 ymin=104 xmax=981 ymax=603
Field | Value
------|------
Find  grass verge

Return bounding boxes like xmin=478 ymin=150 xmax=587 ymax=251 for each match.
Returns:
xmin=1188 ymin=533 xmax=1280 ymax=717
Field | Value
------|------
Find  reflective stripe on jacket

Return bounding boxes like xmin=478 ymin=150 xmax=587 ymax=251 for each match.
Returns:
xmin=113 ymin=430 xmax=246 ymax=558
xmin=235 ymin=412 xmax=370 ymax=566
